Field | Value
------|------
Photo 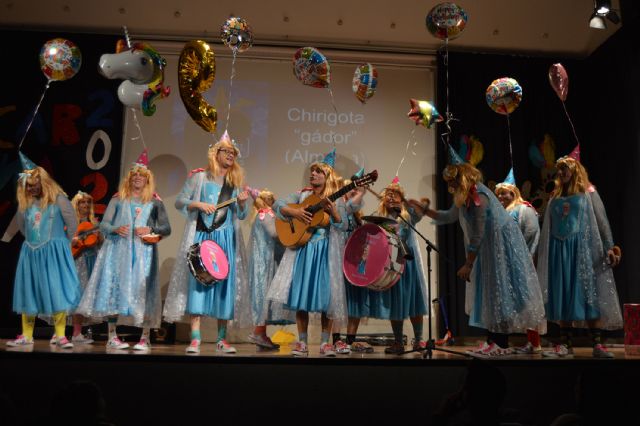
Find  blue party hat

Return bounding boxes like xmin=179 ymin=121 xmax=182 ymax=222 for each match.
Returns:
xmin=502 ymin=168 xmax=516 ymax=186
xmin=352 ymin=167 xmax=365 ymax=179
xmin=19 ymin=151 xmax=37 ymax=170
xmin=447 ymin=143 xmax=465 ymax=165
xmin=322 ymin=148 xmax=336 ymax=168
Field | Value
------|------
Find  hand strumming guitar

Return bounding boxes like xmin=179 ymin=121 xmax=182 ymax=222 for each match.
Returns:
xmin=281 ymin=205 xmax=313 ymax=225
xmin=190 ymin=201 xmax=217 ymax=215
xmin=322 ymin=198 xmax=341 ymax=223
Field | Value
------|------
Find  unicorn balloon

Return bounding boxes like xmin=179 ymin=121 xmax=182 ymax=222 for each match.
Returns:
xmin=99 ymin=40 xmax=170 ymax=116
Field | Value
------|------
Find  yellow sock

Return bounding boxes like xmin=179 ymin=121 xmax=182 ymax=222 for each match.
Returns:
xmin=53 ymin=312 xmax=67 ymax=339
xmin=21 ymin=314 xmax=36 ymax=340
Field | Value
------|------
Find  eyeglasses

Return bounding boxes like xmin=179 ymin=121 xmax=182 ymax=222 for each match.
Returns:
xmin=218 ymin=148 xmax=237 ymax=156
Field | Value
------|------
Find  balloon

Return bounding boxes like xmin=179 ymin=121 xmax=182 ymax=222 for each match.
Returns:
xmin=548 ymin=63 xmax=569 ymax=101
xmin=99 ymin=42 xmax=170 ymax=116
xmin=293 ymin=47 xmax=330 ymax=88
xmin=178 ymin=40 xmax=217 ymax=132
xmin=485 ymin=77 xmax=523 ymax=115
xmin=352 ymin=63 xmax=378 ymax=104
xmin=426 ymin=3 xmax=468 ymax=41
xmin=408 ymin=99 xmax=443 ymax=128
xmin=39 ymin=38 xmax=82 ymax=81
xmin=220 ymin=17 xmax=253 ymax=53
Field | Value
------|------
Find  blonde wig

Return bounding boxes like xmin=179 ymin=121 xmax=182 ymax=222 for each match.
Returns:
xmin=377 ymin=183 xmax=410 ymax=221
xmin=118 ymin=165 xmax=156 ymax=203
xmin=551 ymin=156 xmax=591 ymax=198
xmin=443 ymin=163 xmax=483 ymax=208
xmin=253 ymin=189 xmax=275 ymax=210
xmin=309 ymin=162 xmax=341 ymax=198
xmin=71 ymin=191 xmax=98 ymax=224
xmin=494 ymin=183 xmax=525 ymax=211
xmin=16 ymin=167 xmax=65 ymax=212
xmin=207 ymin=140 xmax=244 ymax=188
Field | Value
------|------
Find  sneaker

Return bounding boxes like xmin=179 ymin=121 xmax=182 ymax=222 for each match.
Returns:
xmin=512 ymin=342 xmax=542 ymax=355
xmin=320 ymin=342 xmax=336 ymax=357
xmin=49 ymin=335 xmax=58 ymax=345
xmin=71 ymin=334 xmax=94 ymax=345
xmin=465 ymin=341 xmax=490 ymax=355
xmin=483 ymin=343 xmax=512 ymax=357
xmin=133 ymin=338 xmax=151 ymax=351
xmin=248 ymin=333 xmax=280 ymax=351
xmin=351 ymin=341 xmax=374 ymax=353
xmin=216 ymin=339 xmax=237 ymax=354
xmin=6 ymin=335 xmax=34 ymax=347
xmin=334 ymin=340 xmax=351 ymax=355
xmin=542 ymin=344 xmax=574 ymax=358
xmin=291 ymin=341 xmax=308 ymax=357
xmin=384 ymin=342 xmax=405 ymax=355
xmin=106 ymin=336 xmax=130 ymax=350
xmin=185 ymin=339 xmax=200 ymax=354
xmin=56 ymin=336 xmax=74 ymax=349
xmin=593 ymin=343 xmax=615 ymax=359
xmin=413 ymin=340 xmax=428 ymax=351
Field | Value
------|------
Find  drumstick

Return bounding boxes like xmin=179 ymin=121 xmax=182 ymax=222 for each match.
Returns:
xmin=366 ymin=187 xmax=382 ymax=200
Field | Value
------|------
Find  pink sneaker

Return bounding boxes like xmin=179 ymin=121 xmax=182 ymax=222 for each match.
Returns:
xmin=291 ymin=341 xmax=308 ymax=357
xmin=334 ymin=340 xmax=351 ymax=355
xmin=593 ymin=343 xmax=614 ymax=359
xmin=320 ymin=342 xmax=336 ymax=357
xmin=185 ymin=339 xmax=200 ymax=354
xmin=133 ymin=338 xmax=151 ymax=351
xmin=216 ymin=339 xmax=237 ymax=354
xmin=106 ymin=336 xmax=130 ymax=350
xmin=6 ymin=335 xmax=34 ymax=347
xmin=56 ymin=336 xmax=74 ymax=349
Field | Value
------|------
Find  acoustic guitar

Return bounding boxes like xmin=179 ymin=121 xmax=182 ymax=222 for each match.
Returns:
xmin=275 ymin=170 xmax=378 ymax=248
xmin=71 ymin=221 xmax=101 ymax=258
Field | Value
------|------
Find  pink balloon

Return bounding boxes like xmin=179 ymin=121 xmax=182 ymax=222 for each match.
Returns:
xmin=548 ymin=63 xmax=569 ymax=102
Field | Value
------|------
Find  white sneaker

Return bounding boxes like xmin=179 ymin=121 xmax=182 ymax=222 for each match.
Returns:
xmin=6 ymin=335 xmax=34 ymax=347
xmin=55 ymin=336 xmax=74 ymax=349
xmin=465 ymin=341 xmax=490 ymax=355
xmin=320 ymin=342 xmax=337 ymax=357
xmin=185 ymin=339 xmax=200 ymax=354
xmin=71 ymin=334 xmax=94 ymax=345
xmin=512 ymin=342 xmax=542 ymax=355
xmin=106 ymin=336 xmax=129 ymax=350
xmin=216 ymin=339 xmax=237 ymax=354
xmin=133 ymin=338 xmax=151 ymax=351
xmin=291 ymin=341 xmax=308 ymax=357
xmin=334 ymin=340 xmax=351 ymax=355
xmin=593 ymin=344 xmax=615 ymax=359
xmin=542 ymin=344 xmax=574 ymax=358
xmin=49 ymin=335 xmax=58 ymax=345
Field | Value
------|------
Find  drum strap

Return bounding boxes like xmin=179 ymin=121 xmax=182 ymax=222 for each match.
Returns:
xmin=196 ymin=179 xmax=234 ymax=232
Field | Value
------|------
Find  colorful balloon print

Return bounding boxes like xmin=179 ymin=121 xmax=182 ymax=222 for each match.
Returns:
xmin=486 ymin=77 xmax=523 ymax=115
xmin=408 ymin=99 xmax=443 ymax=128
xmin=220 ymin=17 xmax=253 ymax=53
xmin=293 ymin=47 xmax=330 ymax=88
xmin=352 ymin=63 xmax=378 ymax=104
xmin=39 ymin=38 xmax=82 ymax=81
xmin=426 ymin=3 xmax=468 ymax=41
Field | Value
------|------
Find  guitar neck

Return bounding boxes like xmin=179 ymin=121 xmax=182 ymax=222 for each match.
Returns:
xmin=216 ymin=197 xmax=237 ymax=209
xmin=307 ymin=183 xmax=357 ymax=214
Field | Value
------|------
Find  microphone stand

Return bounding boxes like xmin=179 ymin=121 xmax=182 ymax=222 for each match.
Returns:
xmin=393 ymin=210 xmax=468 ymax=359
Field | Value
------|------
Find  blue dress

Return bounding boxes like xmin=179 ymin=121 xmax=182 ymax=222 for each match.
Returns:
xmin=538 ymin=190 xmax=622 ymax=328
xmin=434 ymin=183 xmax=545 ymax=333
xmin=508 ymin=203 xmax=540 ymax=257
xmin=183 ymin=180 xmax=248 ymax=319
xmin=367 ymin=209 xmax=428 ymax=321
xmin=13 ymin=195 xmax=81 ymax=315
xmin=273 ymin=190 xmax=346 ymax=314
xmin=342 ymin=199 xmax=372 ymax=319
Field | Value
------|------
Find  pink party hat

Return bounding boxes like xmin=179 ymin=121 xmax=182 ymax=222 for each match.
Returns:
xmin=568 ymin=144 xmax=580 ymax=162
xmin=391 ymin=175 xmax=400 ymax=184
xmin=135 ymin=148 xmax=149 ymax=167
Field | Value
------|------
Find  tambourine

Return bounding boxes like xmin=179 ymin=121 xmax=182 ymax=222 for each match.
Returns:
xmin=141 ymin=233 xmax=162 ymax=244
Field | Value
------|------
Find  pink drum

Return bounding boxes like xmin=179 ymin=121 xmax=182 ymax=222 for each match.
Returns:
xmin=187 ymin=240 xmax=229 ymax=286
xmin=343 ymin=223 xmax=405 ymax=291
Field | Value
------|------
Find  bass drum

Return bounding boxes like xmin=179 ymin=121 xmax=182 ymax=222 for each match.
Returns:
xmin=187 ymin=240 xmax=229 ymax=286
xmin=343 ymin=223 xmax=405 ymax=291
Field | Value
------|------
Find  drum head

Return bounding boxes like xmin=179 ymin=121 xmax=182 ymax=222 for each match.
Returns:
xmin=343 ymin=223 xmax=392 ymax=287
xmin=199 ymin=240 xmax=229 ymax=281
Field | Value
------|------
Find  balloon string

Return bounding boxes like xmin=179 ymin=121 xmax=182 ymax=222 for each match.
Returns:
xmin=123 ymin=26 xmax=132 ymax=48
xmin=506 ymin=113 xmax=514 ymax=173
xmin=439 ymin=37 xmax=459 ymax=153
xmin=395 ymin=127 xmax=417 ymax=177
xmin=130 ymin=108 xmax=147 ymax=149
xmin=17 ymin=80 xmax=51 ymax=151
xmin=328 ymin=87 xmax=339 ymax=149
xmin=224 ymin=48 xmax=238 ymax=134
xmin=562 ymin=101 xmax=581 ymax=146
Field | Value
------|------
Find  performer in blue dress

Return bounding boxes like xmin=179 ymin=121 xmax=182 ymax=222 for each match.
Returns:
xmin=7 ymin=155 xmax=81 ymax=349
xmin=163 ymin=131 xmax=250 ymax=354
xmin=423 ymin=159 xmax=546 ymax=356
xmin=76 ymin=150 xmax=171 ymax=351
xmin=246 ymin=189 xmax=294 ymax=351
xmin=494 ymin=168 xmax=542 ymax=354
xmin=267 ymin=149 xmax=347 ymax=357
xmin=537 ymin=152 xmax=622 ymax=358
xmin=368 ymin=178 xmax=430 ymax=355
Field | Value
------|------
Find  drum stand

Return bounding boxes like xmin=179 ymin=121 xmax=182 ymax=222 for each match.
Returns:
xmin=394 ymin=215 xmax=468 ymax=359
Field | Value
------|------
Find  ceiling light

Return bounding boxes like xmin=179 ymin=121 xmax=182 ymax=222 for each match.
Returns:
xmin=589 ymin=0 xmax=620 ymax=29
xmin=589 ymin=13 xmax=606 ymax=29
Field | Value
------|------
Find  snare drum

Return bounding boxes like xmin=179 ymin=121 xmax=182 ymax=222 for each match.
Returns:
xmin=343 ymin=223 xmax=405 ymax=291
xmin=187 ymin=240 xmax=230 ymax=286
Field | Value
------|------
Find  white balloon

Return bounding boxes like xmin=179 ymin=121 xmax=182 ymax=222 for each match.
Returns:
xmin=98 ymin=50 xmax=155 ymax=85
xmin=117 ymin=80 xmax=146 ymax=109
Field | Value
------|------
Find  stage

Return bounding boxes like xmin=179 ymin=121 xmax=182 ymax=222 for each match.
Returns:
xmin=1 ymin=340 xmax=638 ymax=425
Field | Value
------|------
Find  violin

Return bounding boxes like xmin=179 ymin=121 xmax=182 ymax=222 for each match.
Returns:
xmin=71 ymin=221 xmax=101 ymax=258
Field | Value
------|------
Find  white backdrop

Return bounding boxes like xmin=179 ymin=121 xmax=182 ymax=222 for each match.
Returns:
xmin=118 ymin=41 xmax=438 ymax=342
